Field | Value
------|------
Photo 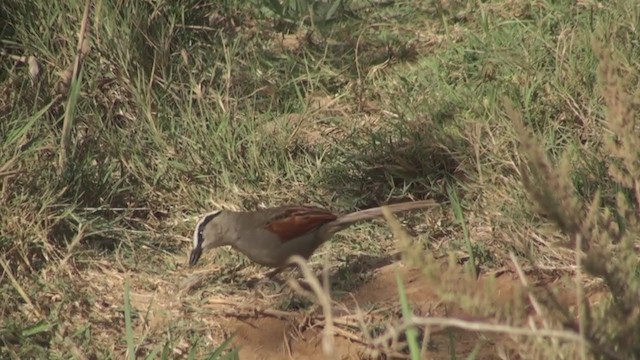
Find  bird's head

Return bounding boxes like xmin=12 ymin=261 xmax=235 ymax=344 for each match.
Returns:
xmin=189 ymin=210 xmax=226 ymax=267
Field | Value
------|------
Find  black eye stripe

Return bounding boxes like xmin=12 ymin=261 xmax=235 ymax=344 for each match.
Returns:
xmin=194 ymin=211 xmax=221 ymax=248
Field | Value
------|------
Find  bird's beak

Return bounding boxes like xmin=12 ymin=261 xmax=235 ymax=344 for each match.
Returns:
xmin=189 ymin=246 xmax=202 ymax=267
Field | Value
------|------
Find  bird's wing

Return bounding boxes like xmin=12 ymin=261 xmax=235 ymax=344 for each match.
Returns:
xmin=260 ymin=206 xmax=338 ymax=243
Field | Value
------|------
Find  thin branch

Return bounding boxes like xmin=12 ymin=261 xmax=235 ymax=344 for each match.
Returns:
xmin=372 ymin=316 xmax=588 ymax=347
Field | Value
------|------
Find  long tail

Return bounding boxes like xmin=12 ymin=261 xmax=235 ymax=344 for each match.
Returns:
xmin=328 ymin=199 xmax=438 ymax=233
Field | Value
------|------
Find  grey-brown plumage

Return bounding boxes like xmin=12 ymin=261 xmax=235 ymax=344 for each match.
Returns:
xmin=189 ymin=200 xmax=437 ymax=269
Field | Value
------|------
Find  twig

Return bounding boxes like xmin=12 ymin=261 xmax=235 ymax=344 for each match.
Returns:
xmin=79 ymin=207 xmax=152 ymax=212
xmin=488 ymin=264 xmax=577 ymax=278
xmin=372 ymin=316 xmax=589 ymax=348
xmin=204 ymin=300 xmax=298 ymax=320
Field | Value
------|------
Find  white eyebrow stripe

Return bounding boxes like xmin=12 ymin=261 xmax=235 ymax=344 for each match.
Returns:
xmin=193 ymin=210 xmax=222 ymax=248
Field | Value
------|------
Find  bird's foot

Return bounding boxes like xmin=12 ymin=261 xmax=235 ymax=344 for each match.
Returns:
xmin=248 ymin=272 xmax=287 ymax=293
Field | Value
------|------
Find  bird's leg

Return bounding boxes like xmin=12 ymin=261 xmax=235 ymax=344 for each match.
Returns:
xmin=265 ymin=265 xmax=287 ymax=279
xmin=253 ymin=261 xmax=310 ymax=293
xmin=251 ymin=265 xmax=289 ymax=289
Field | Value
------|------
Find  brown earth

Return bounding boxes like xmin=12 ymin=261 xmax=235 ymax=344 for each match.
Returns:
xmin=226 ymin=263 xmax=512 ymax=360
xmin=211 ymin=263 xmax=574 ymax=360
xmin=90 ymin=253 xmax=580 ymax=359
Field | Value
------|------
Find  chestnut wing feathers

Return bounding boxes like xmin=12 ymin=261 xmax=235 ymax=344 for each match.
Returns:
xmin=263 ymin=207 xmax=338 ymax=243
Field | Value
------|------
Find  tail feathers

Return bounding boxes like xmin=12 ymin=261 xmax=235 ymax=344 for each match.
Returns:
xmin=328 ymin=199 xmax=437 ymax=233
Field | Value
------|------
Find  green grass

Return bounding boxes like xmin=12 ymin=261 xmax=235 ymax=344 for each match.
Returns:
xmin=396 ymin=272 xmax=420 ymax=360
xmin=2 ymin=0 xmax=640 ymax=358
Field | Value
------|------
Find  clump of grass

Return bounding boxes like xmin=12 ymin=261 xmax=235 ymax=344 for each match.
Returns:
xmin=506 ymin=40 xmax=640 ymax=359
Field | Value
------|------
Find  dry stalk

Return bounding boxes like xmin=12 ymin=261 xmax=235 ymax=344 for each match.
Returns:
xmin=0 ymin=257 xmax=44 ymax=319
xmin=204 ymin=299 xmax=298 ymax=320
xmin=56 ymin=223 xmax=86 ymax=275
xmin=575 ymin=234 xmax=587 ymax=360
xmin=509 ymin=251 xmax=567 ymax=354
xmin=287 ymin=255 xmax=336 ymax=360
xmin=58 ymin=0 xmax=92 ymax=175
xmin=509 ymin=252 xmax=545 ymax=321
xmin=372 ymin=316 xmax=588 ymax=348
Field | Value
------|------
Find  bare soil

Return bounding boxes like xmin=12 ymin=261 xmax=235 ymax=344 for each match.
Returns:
xmin=83 ymin=254 xmax=578 ymax=359
xmin=214 ymin=263 xmax=573 ymax=360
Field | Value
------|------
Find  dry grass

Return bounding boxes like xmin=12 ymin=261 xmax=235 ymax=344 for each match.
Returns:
xmin=1 ymin=0 xmax=640 ymax=359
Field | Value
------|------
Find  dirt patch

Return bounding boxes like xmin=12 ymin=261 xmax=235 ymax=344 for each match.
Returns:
xmin=80 ymin=254 xmax=582 ymax=359
xmin=216 ymin=262 xmax=573 ymax=360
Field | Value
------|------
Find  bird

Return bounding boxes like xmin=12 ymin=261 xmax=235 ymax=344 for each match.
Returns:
xmin=188 ymin=199 xmax=437 ymax=274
